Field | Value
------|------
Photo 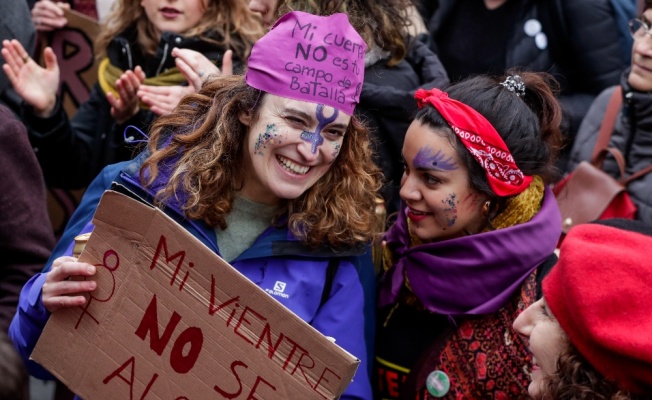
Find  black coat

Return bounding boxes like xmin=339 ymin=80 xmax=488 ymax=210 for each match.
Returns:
xmin=569 ymin=69 xmax=652 ymax=225
xmin=424 ymin=0 xmax=625 ymax=136
xmin=0 ymin=1 xmax=35 ymax=115
xmin=358 ymin=37 xmax=449 ymax=215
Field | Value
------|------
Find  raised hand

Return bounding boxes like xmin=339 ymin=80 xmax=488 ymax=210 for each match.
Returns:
xmin=2 ymin=40 xmax=59 ymax=117
xmin=106 ymin=66 xmax=146 ymax=124
xmin=41 ymin=256 xmax=97 ymax=313
xmin=172 ymin=47 xmax=232 ymax=91
xmin=137 ymin=84 xmax=195 ymax=116
xmin=31 ymin=0 xmax=70 ymax=33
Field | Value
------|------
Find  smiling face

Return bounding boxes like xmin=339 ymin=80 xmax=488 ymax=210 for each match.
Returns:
xmin=512 ymin=298 xmax=567 ymax=399
xmin=629 ymin=9 xmax=652 ymax=91
xmin=399 ymin=120 xmax=487 ymax=242
xmin=140 ymin=0 xmax=207 ymax=35
xmin=239 ymin=94 xmax=349 ymax=204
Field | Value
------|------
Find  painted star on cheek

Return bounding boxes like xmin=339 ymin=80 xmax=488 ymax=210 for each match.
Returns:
xmin=414 ymin=145 xmax=458 ymax=171
xmin=300 ymin=104 xmax=338 ymax=154
xmin=442 ymin=193 xmax=458 ymax=227
xmin=254 ymin=124 xmax=280 ymax=155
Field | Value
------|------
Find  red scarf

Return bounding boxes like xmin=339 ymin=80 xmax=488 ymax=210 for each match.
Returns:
xmin=415 ymin=88 xmax=531 ymax=197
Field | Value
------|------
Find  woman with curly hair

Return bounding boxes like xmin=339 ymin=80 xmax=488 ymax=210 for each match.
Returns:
xmin=9 ymin=11 xmax=380 ymax=399
xmin=513 ymin=218 xmax=652 ymax=399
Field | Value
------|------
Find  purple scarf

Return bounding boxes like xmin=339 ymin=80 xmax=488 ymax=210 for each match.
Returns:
xmin=378 ymin=187 xmax=561 ymax=316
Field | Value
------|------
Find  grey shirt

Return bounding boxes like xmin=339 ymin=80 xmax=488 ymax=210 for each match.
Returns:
xmin=215 ymin=196 xmax=280 ymax=263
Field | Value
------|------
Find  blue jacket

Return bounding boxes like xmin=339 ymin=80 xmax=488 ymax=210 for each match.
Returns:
xmin=10 ymin=155 xmax=375 ymax=400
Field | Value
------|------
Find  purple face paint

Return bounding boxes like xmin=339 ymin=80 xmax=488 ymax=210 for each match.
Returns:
xmin=254 ymin=124 xmax=280 ymax=155
xmin=413 ymin=145 xmax=458 ymax=171
xmin=442 ymin=193 xmax=458 ymax=227
xmin=300 ymin=104 xmax=339 ymax=154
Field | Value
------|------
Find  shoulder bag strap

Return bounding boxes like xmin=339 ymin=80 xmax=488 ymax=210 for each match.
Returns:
xmin=593 ymin=147 xmax=627 ymax=181
xmin=623 ymin=163 xmax=652 ymax=185
xmin=591 ymin=85 xmax=623 ymax=165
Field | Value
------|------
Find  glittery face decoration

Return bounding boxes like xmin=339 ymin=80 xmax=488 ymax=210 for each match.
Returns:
xmin=441 ymin=193 xmax=458 ymax=227
xmin=413 ymin=145 xmax=458 ymax=171
xmin=300 ymin=104 xmax=339 ymax=154
xmin=330 ymin=141 xmax=341 ymax=159
xmin=254 ymin=124 xmax=280 ymax=155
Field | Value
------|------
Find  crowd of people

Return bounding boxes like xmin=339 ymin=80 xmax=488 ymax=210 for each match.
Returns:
xmin=1 ymin=0 xmax=651 ymax=399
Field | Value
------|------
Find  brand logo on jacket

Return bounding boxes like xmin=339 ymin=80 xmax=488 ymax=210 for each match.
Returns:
xmin=265 ymin=281 xmax=289 ymax=299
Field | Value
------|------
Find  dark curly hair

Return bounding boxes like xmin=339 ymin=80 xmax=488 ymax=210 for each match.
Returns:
xmin=540 ymin=343 xmax=648 ymax=400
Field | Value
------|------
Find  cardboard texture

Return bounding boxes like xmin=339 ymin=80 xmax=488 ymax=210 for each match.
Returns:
xmin=41 ymin=9 xmax=100 ymax=117
xmin=32 ymin=190 xmax=359 ymax=399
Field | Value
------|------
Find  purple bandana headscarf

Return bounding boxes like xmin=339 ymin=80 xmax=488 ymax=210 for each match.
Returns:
xmin=245 ymin=11 xmax=366 ymax=115
xmin=378 ymin=187 xmax=562 ymax=316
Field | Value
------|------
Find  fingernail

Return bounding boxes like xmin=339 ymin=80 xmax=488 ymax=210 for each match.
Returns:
xmin=87 ymin=265 xmax=96 ymax=274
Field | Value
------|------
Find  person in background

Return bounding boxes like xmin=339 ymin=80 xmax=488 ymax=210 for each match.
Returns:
xmin=375 ymin=71 xmax=563 ymax=399
xmin=276 ymin=0 xmax=450 ymax=216
xmin=513 ymin=219 xmax=652 ymax=399
xmin=3 ymin=0 xmax=263 ymax=190
xmin=568 ymin=0 xmax=652 ymax=225
xmin=9 ymin=11 xmax=380 ymax=399
xmin=419 ymin=0 xmax=625 ymax=171
xmin=0 ymin=103 xmax=55 ymax=334
xmin=175 ymin=0 xmax=449 ymax=216
xmin=29 ymin=0 xmax=114 ymax=28
xmin=0 ymin=2 xmax=35 ymax=115
xmin=0 ymin=331 xmax=28 ymax=400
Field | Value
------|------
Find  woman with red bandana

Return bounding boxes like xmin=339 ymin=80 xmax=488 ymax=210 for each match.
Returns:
xmin=374 ymin=71 xmax=564 ymax=399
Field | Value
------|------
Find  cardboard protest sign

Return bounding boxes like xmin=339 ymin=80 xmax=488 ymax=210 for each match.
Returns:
xmin=44 ymin=9 xmax=100 ymax=117
xmin=32 ymin=190 xmax=359 ymax=399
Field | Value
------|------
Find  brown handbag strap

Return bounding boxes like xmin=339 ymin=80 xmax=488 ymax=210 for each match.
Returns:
xmin=623 ymin=163 xmax=652 ymax=185
xmin=593 ymin=147 xmax=626 ymax=180
xmin=590 ymin=85 xmax=623 ymax=164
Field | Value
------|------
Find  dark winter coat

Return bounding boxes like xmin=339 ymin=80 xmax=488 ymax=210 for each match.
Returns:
xmin=569 ymin=68 xmax=652 ymax=225
xmin=359 ymin=37 xmax=449 ymax=215
xmin=423 ymin=0 xmax=625 ymax=136
xmin=0 ymin=1 xmax=36 ymax=115
xmin=0 ymin=104 xmax=55 ymax=333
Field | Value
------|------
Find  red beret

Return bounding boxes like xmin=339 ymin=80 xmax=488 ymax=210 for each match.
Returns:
xmin=543 ymin=222 xmax=652 ymax=393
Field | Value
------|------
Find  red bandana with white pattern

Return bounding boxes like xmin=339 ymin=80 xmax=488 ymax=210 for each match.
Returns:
xmin=415 ymin=88 xmax=532 ymax=196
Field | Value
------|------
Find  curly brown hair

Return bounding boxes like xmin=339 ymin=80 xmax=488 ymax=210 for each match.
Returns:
xmin=540 ymin=343 xmax=647 ymax=400
xmin=141 ymin=75 xmax=382 ymax=248
xmin=275 ymin=0 xmax=416 ymax=66
xmin=95 ymin=0 xmax=264 ymax=62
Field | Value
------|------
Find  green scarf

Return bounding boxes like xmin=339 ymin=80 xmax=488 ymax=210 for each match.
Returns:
xmin=97 ymin=57 xmax=186 ymax=110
